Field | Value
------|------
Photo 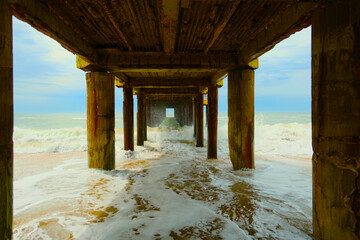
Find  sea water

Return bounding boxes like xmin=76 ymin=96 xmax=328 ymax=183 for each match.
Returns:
xmin=13 ymin=112 xmax=312 ymax=239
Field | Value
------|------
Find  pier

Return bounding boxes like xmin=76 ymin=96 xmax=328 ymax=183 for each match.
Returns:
xmin=1 ymin=0 xmax=359 ymax=239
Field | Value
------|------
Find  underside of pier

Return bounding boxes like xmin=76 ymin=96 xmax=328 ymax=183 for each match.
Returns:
xmin=1 ymin=0 xmax=359 ymax=239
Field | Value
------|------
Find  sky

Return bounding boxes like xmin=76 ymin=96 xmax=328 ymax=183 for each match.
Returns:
xmin=13 ymin=17 xmax=311 ymax=113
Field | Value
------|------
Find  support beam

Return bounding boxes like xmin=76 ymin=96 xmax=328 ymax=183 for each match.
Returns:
xmin=11 ymin=0 xmax=96 ymax=61
xmin=160 ymin=0 xmax=180 ymax=53
xmin=137 ymin=93 xmax=145 ymax=146
xmin=86 ymin=72 xmax=115 ymax=170
xmin=312 ymin=1 xmax=360 ymax=239
xmin=195 ymin=94 xmax=204 ymax=147
xmin=239 ymin=2 xmax=318 ymax=63
xmin=203 ymin=0 xmax=241 ymax=53
xmin=98 ymin=1 xmax=133 ymax=51
xmin=228 ymin=69 xmax=254 ymax=170
xmin=129 ymin=78 xmax=211 ymax=88
xmin=135 ymin=87 xmax=201 ymax=95
xmin=123 ymin=86 xmax=134 ymax=151
xmin=91 ymin=52 xmax=245 ymax=72
xmin=0 ymin=0 xmax=13 ymax=238
xmin=207 ymin=86 xmax=218 ymax=159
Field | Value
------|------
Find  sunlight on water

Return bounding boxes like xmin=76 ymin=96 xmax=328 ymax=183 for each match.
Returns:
xmin=13 ymin=113 xmax=312 ymax=239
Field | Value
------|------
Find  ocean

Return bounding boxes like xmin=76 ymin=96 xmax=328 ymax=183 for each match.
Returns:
xmin=13 ymin=112 xmax=312 ymax=239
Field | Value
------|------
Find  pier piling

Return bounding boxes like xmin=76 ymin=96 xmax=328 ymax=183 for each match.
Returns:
xmin=86 ymin=72 xmax=115 ymax=170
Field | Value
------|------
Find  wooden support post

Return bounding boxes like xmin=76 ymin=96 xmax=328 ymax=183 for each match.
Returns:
xmin=195 ymin=94 xmax=204 ymax=147
xmin=86 ymin=72 xmax=115 ymax=170
xmin=228 ymin=69 xmax=254 ymax=170
xmin=207 ymin=85 xmax=218 ymax=159
xmin=143 ymin=98 xmax=147 ymax=141
xmin=189 ymin=100 xmax=193 ymax=126
xmin=0 ymin=0 xmax=13 ymax=238
xmin=137 ymin=93 xmax=144 ymax=146
xmin=193 ymin=98 xmax=197 ymax=137
xmin=123 ymin=86 xmax=134 ymax=151
xmin=312 ymin=1 xmax=360 ymax=238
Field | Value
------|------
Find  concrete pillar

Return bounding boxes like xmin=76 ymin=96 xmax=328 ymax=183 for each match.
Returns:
xmin=195 ymin=93 xmax=204 ymax=147
xmin=143 ymin=97 xmax=147 ymax=141
xmin=137 ymin=93 xmax=144 ymax=146
xmin=123 ymin=86 xmax=134 ymax=151
xmin=86 ymin=72 xmax=115 ymax=170
xmin=228 ymin=69 xmax=254 ymax=170
xmin=187 ymin=100 xmax=193 ymax=126
xmin=312 ymin=1 xmax=360 ymax=239
xmin=207 ymin=85 xmax=218 ymax=159
xmin=193 ymin=98 xmax=197 ymax=137
xmin=0 ymin=0 xmax=13 ymax=238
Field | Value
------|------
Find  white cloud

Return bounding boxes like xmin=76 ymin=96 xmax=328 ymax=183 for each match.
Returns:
xmin=255 ymin=27 xmax=311 ymax=97
xmin=13 ymin=18 xmax=85 ymax=98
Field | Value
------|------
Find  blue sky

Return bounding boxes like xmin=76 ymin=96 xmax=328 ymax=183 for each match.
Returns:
xmin=13 ymin=17 xmax=311 ymax=113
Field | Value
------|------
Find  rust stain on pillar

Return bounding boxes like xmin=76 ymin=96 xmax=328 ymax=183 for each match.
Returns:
xmin=86 ymin=72 xmax=115 ymax=170
xmin=228 ymin=69 xmax=254 ymax=170
xmin=312 ymin=1 xmax=360 ymax=238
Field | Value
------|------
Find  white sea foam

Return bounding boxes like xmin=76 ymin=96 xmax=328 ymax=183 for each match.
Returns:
xmin=13 ymin=113 xmax=312 ymax=239
xmin=13 ymin=113 xmax=312 ymax=158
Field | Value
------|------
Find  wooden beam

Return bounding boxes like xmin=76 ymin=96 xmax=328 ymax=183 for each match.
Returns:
xmin=203 ymin=0 xmax=241 ymax=53
xmin=10 ymin=0 xmax=97 ymax=62
xmin=98 ymin=1 xmax=133 ymax=51
xmin=129 ymin=78 xmax=211 ymax=87
xmin=180 ymin=0 xmax=191 ymax=8
xmin=239 ymin=2 xmax=319 ymax=63
xmin=136 ymin=87 xmax=201 ymax=95
xmin=160 ymin=0 xmax=180 ymax=53
xmin=114 ymin=72 xmax=128 ymax=88
xmin=146 ymin=95 xmax=194 ymax=101
xmin=94 ymin=51 xmax=244 ymax=72
xmin=211 ymin=72 xmax=227 ymax=85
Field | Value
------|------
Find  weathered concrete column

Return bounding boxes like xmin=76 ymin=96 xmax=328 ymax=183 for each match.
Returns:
xmin=137 ymin=93 xmax=144 ymax=146
xmin=228 ymin=69 xmax=254 ymax=170
xmin=86 ymin=72 xmax=115 ymax=170
xmin=143 ymin=98 xmax=147 ymax=141
xmin=207 ymin=86 xmax=218 ymax=159
xmin=312 ymin=1 xmax=360 ymax=239
xmin=195 ymin=93 xmax=204 ymax=147
xmin=0 ymin=0 xmax=13 ymax=239
xmin=123 ymin=86 xmax=134 ymax=151
xmin=193 ymin=98 xmax=197 ymax=137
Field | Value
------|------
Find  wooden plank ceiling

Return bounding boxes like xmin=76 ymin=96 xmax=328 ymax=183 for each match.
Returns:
xmin=10 ymin=0 xmax=321 ymax=88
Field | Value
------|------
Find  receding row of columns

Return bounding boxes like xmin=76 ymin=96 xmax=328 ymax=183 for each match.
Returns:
xmin=122 ymin=88 xmax=218 ymax=156
xmin=1 ymin=0 xmax=359 ymax=237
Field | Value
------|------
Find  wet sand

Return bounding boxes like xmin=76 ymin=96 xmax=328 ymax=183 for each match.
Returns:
xmin=13 ymin=147 xmax=312 ymax=239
